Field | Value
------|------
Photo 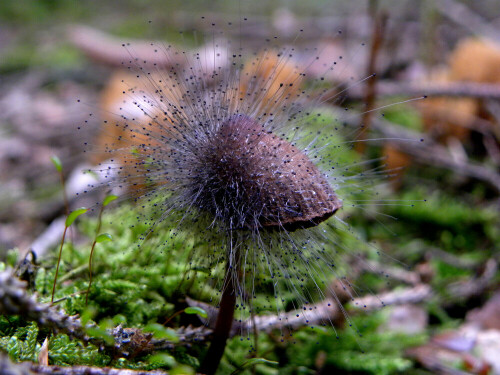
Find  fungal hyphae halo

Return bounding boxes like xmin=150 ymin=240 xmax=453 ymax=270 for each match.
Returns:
xmin=81 ymin=13 xmax=418 ymax=341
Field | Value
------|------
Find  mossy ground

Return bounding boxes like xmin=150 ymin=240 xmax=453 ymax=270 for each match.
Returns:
xmin=1 ymin=1 xmax=499 ymax=374
xmin=2 ymin=171 xmax=498 ymax=374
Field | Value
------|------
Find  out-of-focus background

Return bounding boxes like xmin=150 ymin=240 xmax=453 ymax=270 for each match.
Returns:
xmin=0 ymin=1 xmax=499 ymax=374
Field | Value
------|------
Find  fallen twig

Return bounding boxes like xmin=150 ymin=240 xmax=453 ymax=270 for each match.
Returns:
xmin=0 ymin=270 xmax=208 ymax=357
xmin=353 ymin=116 xmax=500 ymax=193
xmin=0 ymin=270 xmax=92 ymax=345
xmin=30 ymin=366 xmax=171 ymax=375
xmin=428 ymin=247 xmax=479 ymax=270
xmin=364 ymin=260 xmax=421 ymax=285
xmin=250 ymin=284 xmax=432 ymax=333
xmin=67 ymin=25 xmax=183 ymax=69
xmin=347 ymin=81 xmax=500 ymax=100
xmin=406 ymin=345 xmax=476 ymax=375
xmin=356 ymin=1 xmax=387 ymax=153
xmin=187 ymin=284 xmax=433 ymax=334
xmin=385 ymin=134 xmax=500 ymax=193
xmin=0 ymin=352 xmax=177 ymax=375
xmin=447 ymin=258 xmax=498 ymax=301
xmin=434 ymin=0 xmax=500 ymax=41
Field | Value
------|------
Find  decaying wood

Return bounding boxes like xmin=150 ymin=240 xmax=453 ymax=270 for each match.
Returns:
xmin=428 ymin=247 xmax=479 ymax=270
xmin=67 ymin=25 xmax=183 ymax=69
xmin=434 ymin=0 xmax=500 ymax=41
xmin=0 ymin=353 xmax=174 ymax=375
xmin=364 ymin=260 xmax=421 ymax=285
xmin=187 ymin=284 xmax=433 ymax=334
xmin=68 ymin=25 xmax=500 ymax=101
xmin=356 ymin=116 xmax=500 ymax=193
xmin=406 ymin=346 xmax=475 ymax=375
xmin=347 ymin=81 xmax=500 ymax=100
xmin=31 ymin=366 xmax=171 ymax=375
xmin=0 ymin=270 xmax=92 ymax=345
xmin=0 ymin=270 xmax=210 ymax=357
xmin=447 ymin=258 xmax=498 ymax=301
xmin=249 ymin=284 xmax=433 ymax=332
xmin=0 ymin=263 xmax=433 ymax=343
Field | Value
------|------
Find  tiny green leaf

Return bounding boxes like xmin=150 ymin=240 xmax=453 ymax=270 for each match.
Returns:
xmin=50 ymin=156 xmax=62 ymax=172
xmin=80 ymin=307 xmax=97 ymax=326
xmin=83 ymin=169 xmax=99 ymax=180
xmin=6 ymin=249 xmax=18 ymax=268
xmin=171 ymin=365 xmax=195 ymax=375
xmin=95 ymin=233 xmax=112 ymax=243
xmin=184 ymin=306 xmax=208 ymax=318
xmin=143 ymin=323 xmax=178 ymax=342
xmin=112 ymin=314 xmax=127 ymax=325
xmin=231 ymin=358 xmax=278 ymax=374
xmin=98 ymin=318 xmax=114 ymax=330
xmin=86 ymin=326 xmax=114 ymax=346
xmin=65 ymin=208 xmax=88 ymax=227
xmin=147 ymin=353 xmax=176 ymax=368
xmin=103 ymin=195 xmax=118 ymax=207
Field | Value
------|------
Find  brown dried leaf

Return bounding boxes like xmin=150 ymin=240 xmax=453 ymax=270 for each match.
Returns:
xmin=38 ymin=338 xmax=49 ymax=366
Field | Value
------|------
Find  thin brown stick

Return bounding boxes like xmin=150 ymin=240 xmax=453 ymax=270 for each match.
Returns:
xmin=86 ymin=204 xmax=105 ymax=305
xmin=51 ymin=226 xmax=68 ymax=303
xmin=357 ymin=0 xmax=387 ymax=153
xmin=347 ymin=81 xmax=500 ymax=100
xmin=59 ymin=173 xmax=69 ymax=217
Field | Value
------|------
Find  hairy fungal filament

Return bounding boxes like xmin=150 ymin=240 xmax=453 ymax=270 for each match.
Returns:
xmin=81 ymin=17 xmax=419 ymax=372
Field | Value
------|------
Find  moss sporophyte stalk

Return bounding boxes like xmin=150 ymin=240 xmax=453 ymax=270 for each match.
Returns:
xmin=83 ymin=18 xmax=398 ymax=374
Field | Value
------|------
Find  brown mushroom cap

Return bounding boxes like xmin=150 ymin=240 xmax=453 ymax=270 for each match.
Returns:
xmin=196 ymin=114 xmax=341 ymax=231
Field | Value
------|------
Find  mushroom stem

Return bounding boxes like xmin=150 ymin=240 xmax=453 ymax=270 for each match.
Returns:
xmin=200 ymin=240 xmax=242 ymax=375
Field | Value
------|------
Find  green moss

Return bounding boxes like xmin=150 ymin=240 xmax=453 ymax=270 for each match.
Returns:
xmin=0 ymin=321 xmax=39 ymax=362
xmin=0 ymin=193 xmax=431 ymax=374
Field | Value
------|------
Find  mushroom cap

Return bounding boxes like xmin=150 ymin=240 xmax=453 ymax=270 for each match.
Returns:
xmin=194 ymin=114 xmax=341 ymax=231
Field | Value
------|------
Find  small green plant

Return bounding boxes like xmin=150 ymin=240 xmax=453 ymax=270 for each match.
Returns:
xmin=50 ymin=155 xmax=69 ymax=215
xmin=51 ymin=155 xmax=88 ymax=303
xmin=51 ymin=207 xmax=88 ymax=303
xmin=164 ymin=306 xmax=208 ymax=326
xmin=86 ymin=194 xmax=117 ymax=305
